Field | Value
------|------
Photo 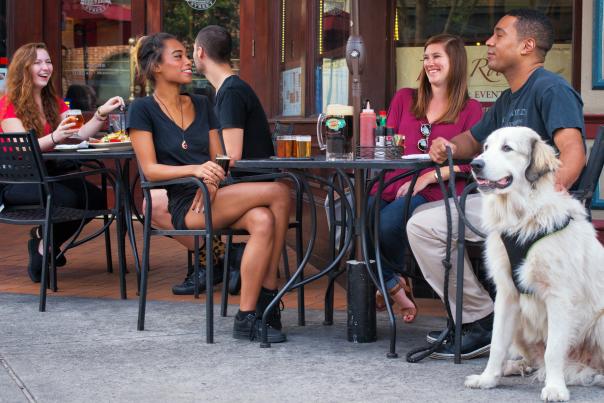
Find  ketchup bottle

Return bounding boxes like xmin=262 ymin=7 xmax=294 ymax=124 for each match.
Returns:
xmin=360 ymin=100 xmax=377 ymax=147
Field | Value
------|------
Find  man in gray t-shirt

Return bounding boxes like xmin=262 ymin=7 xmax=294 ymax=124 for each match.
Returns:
xmin=406 ymin=9 xmax=586 ymax=360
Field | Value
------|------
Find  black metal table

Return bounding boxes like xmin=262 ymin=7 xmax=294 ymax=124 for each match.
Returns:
xmin=43 ymin=149 xmax=139 ymax=299
xmin=235 ymin=155 xmax=435 ymax=355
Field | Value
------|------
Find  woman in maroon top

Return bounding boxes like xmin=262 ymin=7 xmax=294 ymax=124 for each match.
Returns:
xmin=0 ymin=42 xmax=124 ymax=283
xmin=369 ymin=34 xmax=483 ymax=322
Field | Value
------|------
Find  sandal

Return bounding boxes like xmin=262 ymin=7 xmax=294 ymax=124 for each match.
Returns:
xmin=29 ymin=226 xmax=67 ymax=267
xmin=375 ymin=276 xmax=417 ymax=323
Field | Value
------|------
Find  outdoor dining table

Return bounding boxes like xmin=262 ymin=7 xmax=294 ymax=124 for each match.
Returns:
xmin=43 ymin=148 xmax=139 ymax=299
xmin=235 ymin=155 xmax=436 ymax=356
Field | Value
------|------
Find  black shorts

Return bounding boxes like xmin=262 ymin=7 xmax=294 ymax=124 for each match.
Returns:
xmin=167 ymin=184 xmax=198 ymax=230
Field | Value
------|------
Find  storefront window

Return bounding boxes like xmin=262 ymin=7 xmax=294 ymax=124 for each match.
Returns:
xmin=61 ymin=0 xmax=132 ymax=111
xmin=0 ymin=0 xmax=7 ymax=95
xmin=316 ymin=0 xmax=350 ymax=113
xmin=395 ymin=0 xmax=573 ymax=104
xmin=162 ymin=0 xmax=240 ymax=100
xmin=280 ymin=0 xmax=307 ymax=116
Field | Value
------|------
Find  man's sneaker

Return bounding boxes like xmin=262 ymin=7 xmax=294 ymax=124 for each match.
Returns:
xmin=171 ymin=260 xmax=223 ymax=295
xmin=255 ymin=288 xmax=283 ymax=330
xmin=232 ymin=312 xmax=287 ymax=343
xmin=426 ymin=329 xmax=449 ymax=344
xmin=429 ymin=320 xmax=492 ymax=360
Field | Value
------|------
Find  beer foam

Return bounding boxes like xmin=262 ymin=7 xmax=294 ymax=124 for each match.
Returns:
xmin=326 ymin=104 xmax=353 ymax=116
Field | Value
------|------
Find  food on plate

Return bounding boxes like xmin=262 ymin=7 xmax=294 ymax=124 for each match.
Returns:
xmin=91 ymin=130 xmax=131 ymax=143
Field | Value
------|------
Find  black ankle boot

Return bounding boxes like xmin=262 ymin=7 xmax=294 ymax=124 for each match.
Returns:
xmin=232 ymin=311 xmax=286 ymax=343
xmin=256 ymin=287 xmax=283 ymax=330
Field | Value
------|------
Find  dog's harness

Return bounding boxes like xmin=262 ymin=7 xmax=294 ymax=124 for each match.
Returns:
xmin=500 ymin=216 xmax=572 ymax=294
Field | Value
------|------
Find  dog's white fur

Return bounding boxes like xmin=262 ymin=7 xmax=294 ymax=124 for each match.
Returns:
xmin=463 ymin=127 xmax=604 ymax=401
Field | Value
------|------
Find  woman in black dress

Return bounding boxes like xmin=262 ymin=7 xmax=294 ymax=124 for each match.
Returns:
xmin=129 ymin=33 xmax=289 ymax=343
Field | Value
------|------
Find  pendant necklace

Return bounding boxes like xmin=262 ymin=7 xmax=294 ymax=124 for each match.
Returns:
xmin=154 ymin=93 xmax=188 ymax=150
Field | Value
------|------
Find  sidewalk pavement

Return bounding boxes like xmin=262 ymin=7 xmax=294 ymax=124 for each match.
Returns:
xmin=1 ymin=292 xmax=602 ymax=403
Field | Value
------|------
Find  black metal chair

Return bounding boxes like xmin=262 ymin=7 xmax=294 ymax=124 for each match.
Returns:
xmin=0 ymin=131 xmax=120 ymax=311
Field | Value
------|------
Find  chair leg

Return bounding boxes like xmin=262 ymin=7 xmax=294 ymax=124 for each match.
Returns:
xmin=220 ymin=235 xmax=233 ymax=317
xmin=193 ymin=239 xmax=200 ymax=300
xmin=38 ymin=224 xmax=52 ymax=312
xmin=295 ymin=226 xmax=305 ymax=326
xmin=281 ymin=245 xmax=291 ymax=281
xmin=104 ymin=214 xmax=113 ymax=273
xmin=137 ymin=224 xmax=152 ymax=331
xmin=49 ymin=227 xmax=58 ymax=292
xmin=205 ymin=234 xmax=214 ymax=344
xmin=323 ymin=276 xmax=336 ymax=326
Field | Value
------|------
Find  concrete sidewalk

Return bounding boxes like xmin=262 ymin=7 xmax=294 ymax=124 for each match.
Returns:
xmin=0 ymin=293 xmax=601 ymax=403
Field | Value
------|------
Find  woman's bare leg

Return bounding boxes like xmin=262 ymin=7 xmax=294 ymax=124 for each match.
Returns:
xmin=183 ymin=182 xmax=291 ymax=307
xmin=147 ymin=189 xmax=195 ymax=250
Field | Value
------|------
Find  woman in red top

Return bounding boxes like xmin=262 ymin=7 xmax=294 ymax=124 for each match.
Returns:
xmin=369 ymin=34 xmax=483 ymax=322
xmin=0 ymin=42 xmax=124 ymax=283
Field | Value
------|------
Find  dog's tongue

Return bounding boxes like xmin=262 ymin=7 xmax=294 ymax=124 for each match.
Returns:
xmin=497 ymin=178 xmax=509 ymax=185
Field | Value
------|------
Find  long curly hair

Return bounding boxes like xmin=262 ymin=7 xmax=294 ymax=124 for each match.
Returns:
xmin=5 ymin=43 xmax=60 ymax=137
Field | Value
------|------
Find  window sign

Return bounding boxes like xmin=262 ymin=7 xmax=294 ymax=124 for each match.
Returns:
xmin=281 ymin=67 xmax=303 ymax=116
xmin=396 ymin=44 xmax=572 ymax=103
xmin=321 ymin=58 xmax=348 ymax=107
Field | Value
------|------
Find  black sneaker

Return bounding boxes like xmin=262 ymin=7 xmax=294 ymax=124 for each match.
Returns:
xmin=232 ymin=312 xmax=287 ymax=343
xmin=255 ymin=288 xmax=284 ymax=330
xmin=171 ymin=260 xmax=223 ymax=295
xmin=426 ymin=329 xmax=449 ymax=344
xmin=429 ymin=320 xmax=492 ymax=360
xmin=27 ymin=238 xmax=42 ymax=283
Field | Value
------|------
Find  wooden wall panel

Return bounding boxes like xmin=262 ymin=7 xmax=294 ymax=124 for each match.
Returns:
xmin=131 ymin=0 xmax=147 ymax=38
xmin=146 ymin=0 xmax=162 ymax=34
xmin=6 ymin=0 xmax=44 ymax=56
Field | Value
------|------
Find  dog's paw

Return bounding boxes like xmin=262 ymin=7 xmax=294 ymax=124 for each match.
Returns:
xmin=465 ymin=373 xmax=499 ymax=389
xmin=540 ymin=384 xmax=570 ymax=401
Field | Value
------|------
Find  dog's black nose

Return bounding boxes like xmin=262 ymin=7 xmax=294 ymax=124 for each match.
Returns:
xmin=471 ymin=159 xmax=485 ymax=172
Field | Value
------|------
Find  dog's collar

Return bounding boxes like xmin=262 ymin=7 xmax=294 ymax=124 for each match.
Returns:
xmin=500 ymin=216 xmax=573 ymax=295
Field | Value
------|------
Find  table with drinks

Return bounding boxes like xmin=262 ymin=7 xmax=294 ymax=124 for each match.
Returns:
xmin=235 ymin=117 xmax=434 ymax=356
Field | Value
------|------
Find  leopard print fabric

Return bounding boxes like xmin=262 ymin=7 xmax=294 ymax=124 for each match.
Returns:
xmin=198 ymin=236 xmax=226 ymax=266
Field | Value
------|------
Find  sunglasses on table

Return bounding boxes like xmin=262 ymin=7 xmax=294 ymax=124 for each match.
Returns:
xmin=417 ymin=123 xmax=432 ymax=153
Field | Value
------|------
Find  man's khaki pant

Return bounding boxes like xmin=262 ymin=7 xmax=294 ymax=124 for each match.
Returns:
xmin=406 ymin=194 xmax=494 ymax=324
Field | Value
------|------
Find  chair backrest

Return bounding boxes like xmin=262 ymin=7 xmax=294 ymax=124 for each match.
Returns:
xmin=0 ymin=131 xmax=47 ymax=185
xmin=575 ymin=126 xmax=604 ymax=209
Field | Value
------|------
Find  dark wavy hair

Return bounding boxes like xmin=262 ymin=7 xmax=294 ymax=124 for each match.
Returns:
xmin=412 ymin=34 xmax=469 ymax=124
xmin=134 ymin=32 xmax=177 ymax=84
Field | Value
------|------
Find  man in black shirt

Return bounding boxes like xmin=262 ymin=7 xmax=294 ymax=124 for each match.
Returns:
xmin=406 ymin=9 xmax=586 ymax=360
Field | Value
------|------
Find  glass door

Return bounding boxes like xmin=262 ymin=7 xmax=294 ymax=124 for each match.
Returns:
xmin=162 ymin=0 xmax=240 ymax=100
xmin=61 ymin=0 xmax=132 ymax=111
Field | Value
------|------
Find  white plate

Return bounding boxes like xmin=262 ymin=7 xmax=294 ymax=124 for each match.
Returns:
xmin=54 ymin=143 xmax=86 ymax=152
xmin=401 ymin=153 xmax=431 ymax=160
xmin=77 ymin=147 xmax=111 ymax=153
xmin=89 ymin=141 xmax=132 ymax=150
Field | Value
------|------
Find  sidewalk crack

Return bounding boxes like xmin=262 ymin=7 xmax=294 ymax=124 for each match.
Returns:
xmin=0 ymin=353 xmax=37 ymax=403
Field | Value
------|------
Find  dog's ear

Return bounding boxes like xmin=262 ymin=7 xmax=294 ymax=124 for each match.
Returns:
xmin=525 ymin=138 xmax=559 ymax=183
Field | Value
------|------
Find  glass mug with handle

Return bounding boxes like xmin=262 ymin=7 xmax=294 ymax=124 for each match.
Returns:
xmin=316 ymin=104 xmax=354 ymax=160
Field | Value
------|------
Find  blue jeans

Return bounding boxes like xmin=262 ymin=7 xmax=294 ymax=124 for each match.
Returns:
xmin=367 ymin=194 xmax=428 ymax=290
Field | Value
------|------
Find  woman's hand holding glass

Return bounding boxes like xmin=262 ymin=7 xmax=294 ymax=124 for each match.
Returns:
xmin=190 ymin=161 xmax=226 ymax=213
xmin=51 ymin=117 xmax=79 ymax=144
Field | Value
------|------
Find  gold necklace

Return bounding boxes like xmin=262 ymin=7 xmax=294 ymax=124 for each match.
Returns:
xmin=153 ymin=93 xmax=188 ymax=150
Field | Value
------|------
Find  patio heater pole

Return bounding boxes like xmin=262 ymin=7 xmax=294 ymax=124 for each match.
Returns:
xmin=345 ymin=0 xmax=376 ymax=343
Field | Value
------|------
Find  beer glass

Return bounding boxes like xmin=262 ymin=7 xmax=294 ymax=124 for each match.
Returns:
xmin=215 ymin=154 xmax=231 ymax=175
xmin=316 ymin=104 xmax=354 ymax=160
xmin=65 ymin=109 xmax=84 ymax=130
xmin=295 ymin=135 xmax=312 ymax=158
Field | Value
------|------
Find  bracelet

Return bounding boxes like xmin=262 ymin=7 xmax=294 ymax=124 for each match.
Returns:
xmin=433 ymin=171 xmax=439 ymax=183
xmin=95 ymin=107 xmax=108 ymax=121
xmin=51 ymin=132 xmax=58 ymax=145
xmin=202 ymin=178 xmax=219 ymax=188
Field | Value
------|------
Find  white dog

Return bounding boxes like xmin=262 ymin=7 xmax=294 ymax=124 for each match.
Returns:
xmin=464 ymin=127 xmax=604 ymax=401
